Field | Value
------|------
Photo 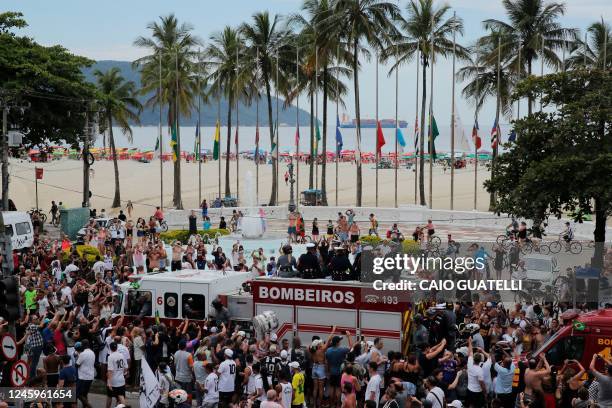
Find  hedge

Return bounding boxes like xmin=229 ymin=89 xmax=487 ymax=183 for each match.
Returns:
xmin=159 ymin=228 xmax=230 ymax=244
xmin=359 ymin=235 xmax=421 ymax=255
xmin=62 ymin=245 xmax=102 ymax=265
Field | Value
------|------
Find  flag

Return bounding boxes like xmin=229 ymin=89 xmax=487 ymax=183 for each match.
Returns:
xmin=139 ymin=358 xmax=161 ymax=408
xmin=170 ymin=121 xmax=178 ymax=162
xmin=376 ymin=121 xmax=386 ymax=154
xmin=315 ymin=123 xmax=321 ymax=151
xmin=213 ymin=120 xmax=220 ymax=160
xmin=508 ymin=129 xmax=517 ymax=142
xmin=490 ymin=118 xmax=500 ymax=149
xmin=413 ymin=118 xmax=419 ymax=154
xmin=454 ymin=112 xmax=472 ymax=152
xmin=234 ymin=127 xmax=239 ymax=146
xmin=295 ymin=126 xmax=300 ymax=148
xmin=335 ymin=115 xmax=343 ymax=154
xmin=472 ymin=120 xmax=482 ymax=150
xmin=396 ymin=128 xmax=406 ymax=148
xmin=428 ymin=114 xmax=439 ymax=159
xmin=194 ymin=120 xmax=200 ymax=160
xmin=271 ymin=120 xmax=278 ymax=154
xmin=154 ymin=136 xmax=160 ymax=158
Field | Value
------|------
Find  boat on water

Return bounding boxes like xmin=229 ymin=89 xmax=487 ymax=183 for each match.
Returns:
xmin=339 ymin=114 xmax=408 ymax=128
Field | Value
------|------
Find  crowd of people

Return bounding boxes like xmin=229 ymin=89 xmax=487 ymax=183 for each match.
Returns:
xmin=3 ymin=203 xmax=611 ymax=408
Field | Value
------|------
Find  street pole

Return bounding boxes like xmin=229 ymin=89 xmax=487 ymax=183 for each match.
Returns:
xmin=450 ymin=11 xmax=456 ymax=211
xmin=35 ymin=169 xmax=39 ymax=211
xmin=414 ymin=48 xmax=419 ymax=205
xmin=296 ymin=46 xmax=300 ymax=211
xmin=236 ymin=46 xmax=240 ymax=204
xmin=159 ymin=53 xmax=164 ymax=210
xmin=256 ymin=48 xmax=260 ymax=205
xmin=82 ymin=103 xmax=91 ymax=208
xmin=375 ymin=52 xmax=379 ymax=207
xmin=335 ymin=44 xmax=340 ymax=207
xmin=428 ymin=17 xmax=434 ymax=209
xmin=198 ymin=50 xmax=202 ymax=206
xmin=275 ymin=49 xmax=279 ymax=205
xmin=1 ymin=105 xmax=8 ymax=211
xmin=394 ymin=49 xmax=398 ymax=208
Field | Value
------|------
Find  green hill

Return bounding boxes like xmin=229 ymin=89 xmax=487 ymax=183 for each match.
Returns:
xmin=82 ymin=60 xmax=312 ymax=127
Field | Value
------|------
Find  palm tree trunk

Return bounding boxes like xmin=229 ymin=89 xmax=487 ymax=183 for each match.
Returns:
xmin=225 ymin=94 xmax=233 ymax=198
xmin=321 ymin=65 xmax=328 ymax=205
xmin=527 ymin=58 xmax=533 ymax=115
xmin=309 ymin=92 xmax=314 ymax=189
xmin=109 ymin=116 xmax=121 ymax=208
xmin=419 ymin=57 xmax=427 ymax=206
xmin=353 ymin=38 xmax=362 ymax=207
xmin=172 ymin=97 xmax=184 ymax=210
xmin=264 ymin=72 xmax=277 ymax=205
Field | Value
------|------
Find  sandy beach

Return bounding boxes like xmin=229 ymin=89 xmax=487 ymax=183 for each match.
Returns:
xmin=10 ymin=157 xmax=492 ymax=218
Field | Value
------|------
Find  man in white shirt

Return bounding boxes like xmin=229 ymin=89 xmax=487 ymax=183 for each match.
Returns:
xmin=248 ymin=362 xmax=265 ymax=403
xmin=92 ymin=256 xmax=106 ymax=279
xmin=106 ymin=342 xmax=128 ymax=408
xmin=279 ymin=372 xmax=293 ymax=408
xmin=75 ymin=340 xmax=95 ymax=408
xmin=365 ymin=361 xmax=382 ymax=407
xmin=60 ymin=281 xmax=73 ymax=309
xmin=466 ymin=337 xmax=486 ymax=408
xmin=424 ymin=377 xmax=446 ymax=408
xmin=218 ymin=348 xmax=236 ymax=408
xmin=203 ymin=363 xmax=219 ymax=408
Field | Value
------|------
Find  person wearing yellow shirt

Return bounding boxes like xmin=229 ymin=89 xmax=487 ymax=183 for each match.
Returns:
xmin=290 ymin=361 xmax=305 ymax=408
xmin=24 ymin=283 xmax=38 ymax=313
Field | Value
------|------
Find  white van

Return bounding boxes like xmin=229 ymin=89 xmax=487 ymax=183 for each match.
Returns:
xmin=2 ymin=211 xmax=34 ymax=249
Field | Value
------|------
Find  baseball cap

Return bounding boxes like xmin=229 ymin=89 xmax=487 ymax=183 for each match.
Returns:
xmin=306 ymin=243 xmax=315 ymax=248
xmin=224 ymin=348 xmax=234 ymax=358
xmin=280 ymin=350 xmax=288 ymax=359
xmin=210 ymin=327 xmax=218 ymax=333
xmin=448 ymin=401 xmax=463 ymax=408
xmin=269 ymin=344 xmax=277 ymax=353
xmin=270 ymin=333 xmax=278 ymax=342
xmin=289 ymin=361 xmax=300 ymax=369
xmin=237 ymin=330 xmax=246 ymax=337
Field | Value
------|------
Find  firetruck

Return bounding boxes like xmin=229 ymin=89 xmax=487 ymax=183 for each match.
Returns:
xmin=116 ymin=270 xmax=612 ymax=369
xmin=117 ymin=271 xmax=413 ymax=353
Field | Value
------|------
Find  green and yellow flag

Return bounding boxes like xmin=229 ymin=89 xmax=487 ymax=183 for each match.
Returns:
xmin=428 ymin=114 xmax=440 ymax=160
xmin=213 ymin=120 xmax=220 ymax=160
xmin=170 ymin=122 xmax=179 ymax=162
xmin=315 ymin=123 xmax=321 ymax=151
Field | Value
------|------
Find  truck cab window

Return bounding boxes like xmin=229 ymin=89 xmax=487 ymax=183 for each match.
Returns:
xmin=125 ymin=290 xmax=152 ymax=317
xmin=546 ymin=335 xmax=585 ymax=366
xmin=164 ymin=292 xmax=178 ymax=318
xmin=182 ymin=294 xmax=205 ymax=320
xmin=16 ymin=222 xmax=31 ymax=235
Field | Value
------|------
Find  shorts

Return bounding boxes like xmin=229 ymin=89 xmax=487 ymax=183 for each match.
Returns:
xmin=171 ymin=260 xmax=182 ymax=271
xmin=428 ymin=229 xmax=435 ymax=236
xmin=329 ymin=374 xmax=341 ymax=387
xmin=350 ymin=234 xmax=359 ymax=243
xmin=77 ymin=379 xmax=92 ymax=398
xmin=107 ymin=385 xmax=126 ymax=398
xmin=312 ymin=363 xmax=326 ymax=380
xmin=288 ymin=226 xmax=297 ymax=234
xmin=219 ymin=391 xmax=233 ymax=405
xmin=466 ymin=390 xmax=484 ymax=407
xmin=137 ymin=231 xmax=144 ymax=237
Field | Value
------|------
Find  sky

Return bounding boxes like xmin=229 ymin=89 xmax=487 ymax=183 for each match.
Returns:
xmin=4 ymin=0 xmax=610 ymax=127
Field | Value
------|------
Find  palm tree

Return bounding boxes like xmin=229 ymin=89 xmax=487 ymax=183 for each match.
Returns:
xmin=326 ymin=0 xmax=400 ymax=206
xmin=483 ymin=0 xmax=576 ymax=115
xmin=290 ymin=0 xmax=350 ymax=204
xmin=457 ymin=34 xmax=516 ymax=120
xmin=240 ymin=12 xmax=290 ymax=206
xmin=94 ymin=68 xmax=142 ymax=208
xmin=386 ymin=0 xmax=466 ymax=206
xmin=206 ymin=26 xmax=247 ymax=198
xmin=566 ymin=19 xmax=611 ymax=69
xmin=133 ymin=14 xmax=201 ymax=209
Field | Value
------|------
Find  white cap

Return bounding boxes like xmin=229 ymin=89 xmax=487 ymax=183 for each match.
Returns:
xmin=224 ymin=348 xmax=234 ymax=358
xmin=270 ymin=333 xmax=278 ymax=342
xmin=366 ymin=341 xmax=374 ymax=347
xmin=237 ymin=331 xmax=246 ymax=337
xmin=269 ymin=344 xmax=277 ymax=353
xmin=306 ymin=243 xmax=315 ymax=248
xmin=311 ymin=339 xmax=323 ymax=348
xmin=210 ymin=327 xmax=218 ymax=333
xmin=448 ymin=401 xmax=463 ymax=408
xmin=289 ymin=361 xmax=300 ymax=369
xmin=280 ymin=350 xmax=288 ymax=359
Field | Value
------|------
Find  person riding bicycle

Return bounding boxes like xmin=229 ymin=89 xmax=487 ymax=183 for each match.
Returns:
xmin=153 ymin=206 xmax=164 ymax=222
xmin=530 ymin=221 xmax=546 ymax=240
xmin=506 ymin=217 xmax=519 ymax=239
xmin=517 ymin=221 xmax=528 ymax=243
xmin=426 ymin=219 xmax=435 ymax=237
xmin=562 ymin=222 xmax=574 ymax=243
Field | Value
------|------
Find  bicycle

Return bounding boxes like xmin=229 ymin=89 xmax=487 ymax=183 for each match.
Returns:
xmin=548 ymin=234 xmax=582 ymax=254
xmin=520 ymin=239 xmax=550 ymax=255
xmin=27 ymin=208 xmax=47 ymax=223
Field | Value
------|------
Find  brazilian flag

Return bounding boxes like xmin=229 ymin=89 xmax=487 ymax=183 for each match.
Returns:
xmin=212 ymin=120 xmax=220 ymax=160
xmin=170 ymin=121 xmax=178 ymax=162
xmin=428 ymin=114 xmax=440 ymax=160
